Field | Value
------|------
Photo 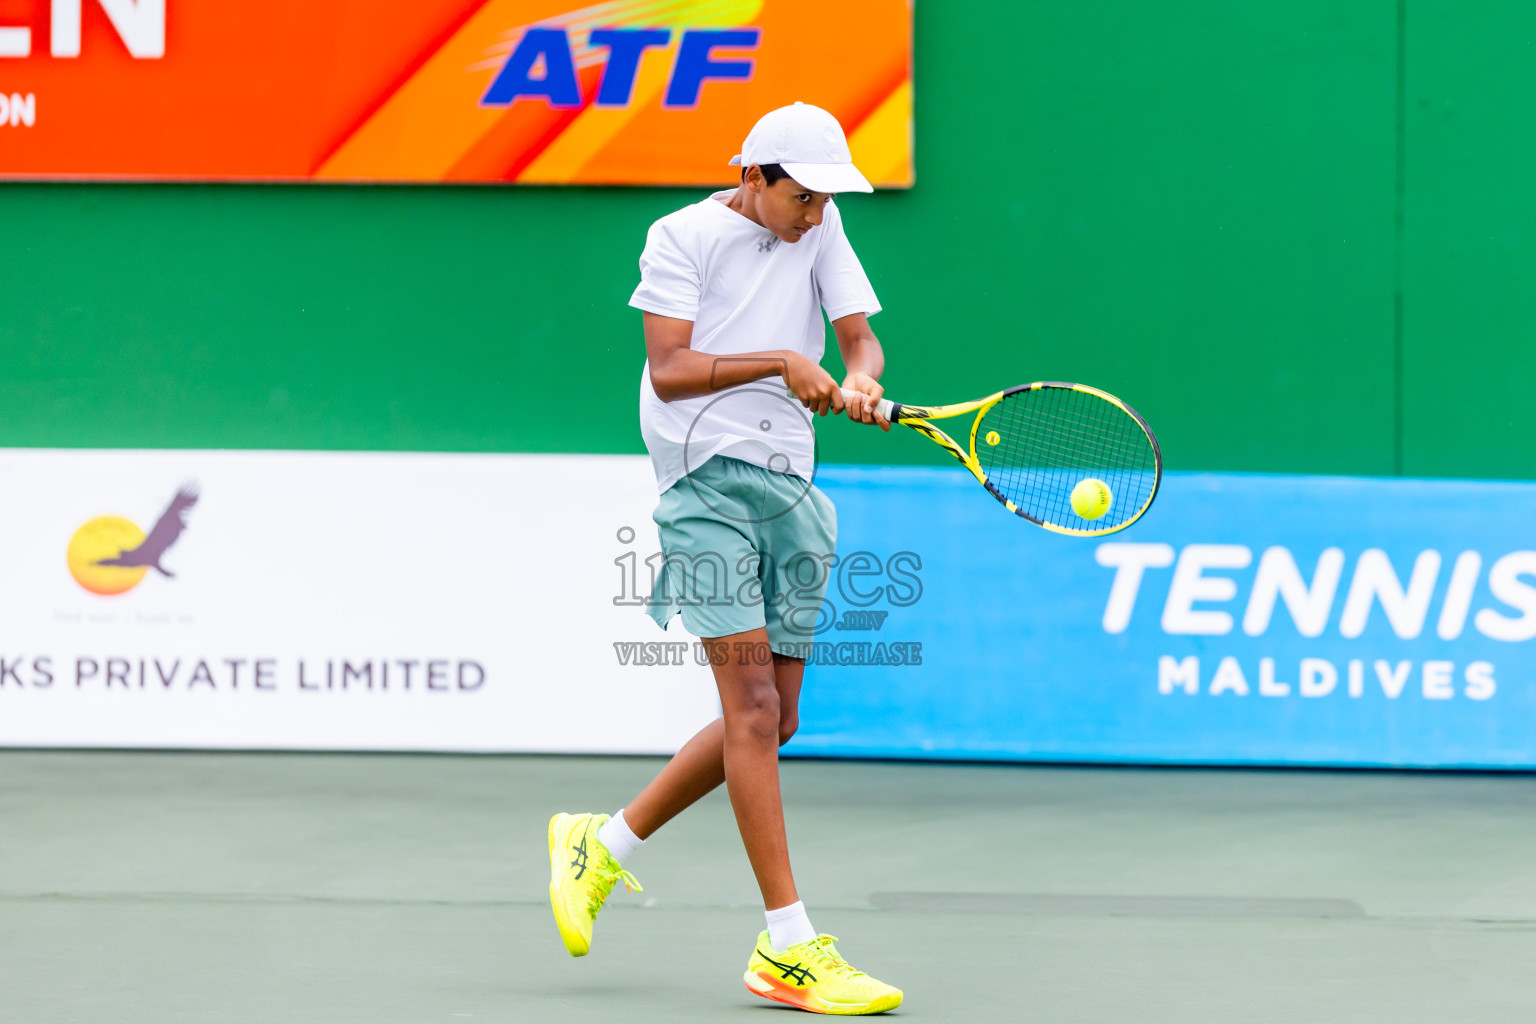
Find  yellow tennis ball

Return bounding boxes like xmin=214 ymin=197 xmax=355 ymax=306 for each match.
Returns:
xmin=1071 ymin=478 xmax=1112 ymax=520
xmin=985 ymin=430 xmax=1000 ymax=446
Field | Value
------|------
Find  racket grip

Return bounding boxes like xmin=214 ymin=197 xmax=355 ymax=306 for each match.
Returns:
xmin=839 ymin=388 xmax=897 ymax=421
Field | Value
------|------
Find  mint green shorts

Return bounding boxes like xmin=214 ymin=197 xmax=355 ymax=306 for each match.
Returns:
xmin=647 ymin=457 xmax=837 ymax=655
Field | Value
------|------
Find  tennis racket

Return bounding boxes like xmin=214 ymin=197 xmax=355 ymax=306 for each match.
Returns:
xmin=839 ymin=382 xmax=1162 ymax=536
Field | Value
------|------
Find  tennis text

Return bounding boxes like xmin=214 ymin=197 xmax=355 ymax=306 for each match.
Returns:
xmin=1095 ymin=543 xmax=1536 ymax=641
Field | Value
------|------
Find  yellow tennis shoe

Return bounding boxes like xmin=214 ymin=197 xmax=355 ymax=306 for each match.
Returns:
xmin=744 ymin=931 xmax=903 ymax=1015
xmin=546 ymin=811 xmax=641 ymax=957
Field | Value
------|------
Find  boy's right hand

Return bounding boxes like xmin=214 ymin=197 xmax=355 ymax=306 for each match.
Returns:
xmin=782 ymin=353 xmax=846 ymax=416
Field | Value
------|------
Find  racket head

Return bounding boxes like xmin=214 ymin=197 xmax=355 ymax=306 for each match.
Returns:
xmin=968 ymin=382 xmax=1162 ymax=536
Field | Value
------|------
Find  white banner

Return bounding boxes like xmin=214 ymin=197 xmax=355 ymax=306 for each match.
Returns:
xmin=0 ymin=449 xmax=718 ymax=752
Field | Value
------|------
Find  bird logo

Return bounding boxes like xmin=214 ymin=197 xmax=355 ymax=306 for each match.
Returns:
xmin=66 ymin=485 xmax=200 ymax=596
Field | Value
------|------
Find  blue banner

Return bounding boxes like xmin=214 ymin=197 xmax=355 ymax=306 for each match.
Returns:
xmin=792 ymin=468 xmax=1536 ymax=768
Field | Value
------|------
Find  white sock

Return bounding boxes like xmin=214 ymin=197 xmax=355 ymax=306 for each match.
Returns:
xmin=765 ymin=900 xmax=817 ymax=952
xmin=595 ymin=809 xmax=645 ymax=864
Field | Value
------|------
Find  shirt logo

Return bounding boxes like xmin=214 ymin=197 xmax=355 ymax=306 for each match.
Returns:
xmin=757 ymin=236 xmax=779 ymax=253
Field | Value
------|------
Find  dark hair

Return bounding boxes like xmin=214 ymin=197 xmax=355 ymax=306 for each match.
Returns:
xmin=741 ymin=162 xmax=789 ymax=185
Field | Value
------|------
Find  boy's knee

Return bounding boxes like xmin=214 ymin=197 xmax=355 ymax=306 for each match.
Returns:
xmin=778 ymin=705 xmax=799 ymax=746
xmin=733 ymin=682 xmax=781 ymax=742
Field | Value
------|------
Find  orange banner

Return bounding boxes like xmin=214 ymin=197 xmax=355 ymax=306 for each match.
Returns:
xmin=0 ymin=0 xmax=911 ymax=186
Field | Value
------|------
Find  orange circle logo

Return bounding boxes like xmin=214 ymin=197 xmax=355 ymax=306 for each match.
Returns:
xmin=67 ymin=516 xmax=150 ymax=596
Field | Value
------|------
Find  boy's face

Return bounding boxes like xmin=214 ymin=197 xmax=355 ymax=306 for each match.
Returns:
xmin=749 ymin=168 xmax=834 ymax=243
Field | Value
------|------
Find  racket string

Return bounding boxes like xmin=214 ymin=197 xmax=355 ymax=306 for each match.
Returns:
xmin=974 ymin=387 xmax=1158 ymax=531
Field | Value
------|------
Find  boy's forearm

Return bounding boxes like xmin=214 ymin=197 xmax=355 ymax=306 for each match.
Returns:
xmin=831 ymin=314 xmax=884 ymax=385
xmin=840 ymin=337 xmax=885 ymax=384
xmin=650 ymin=348 xmax=807 ymax=402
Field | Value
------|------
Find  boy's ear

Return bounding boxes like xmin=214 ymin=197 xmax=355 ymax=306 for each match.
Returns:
xmin=744 ymin=164 xmax=765 ymax=193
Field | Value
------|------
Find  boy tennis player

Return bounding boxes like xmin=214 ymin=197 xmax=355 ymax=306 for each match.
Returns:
xmin=547 ymin=103 xmax=902 ymax=1015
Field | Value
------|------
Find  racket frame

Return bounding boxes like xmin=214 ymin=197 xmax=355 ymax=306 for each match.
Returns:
xmin=869 ymin=382 xmax=1162 ymax=536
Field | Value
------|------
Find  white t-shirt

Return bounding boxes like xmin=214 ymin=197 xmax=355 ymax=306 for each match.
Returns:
xmin=629 ymin=189 xmax=880 ymax=494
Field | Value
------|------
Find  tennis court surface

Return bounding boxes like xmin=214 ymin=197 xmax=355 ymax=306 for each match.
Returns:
xmin=2 ymin=750 xmax=1533 ymax=1022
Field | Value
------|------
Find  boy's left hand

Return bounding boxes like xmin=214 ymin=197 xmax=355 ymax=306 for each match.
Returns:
xmin=841 ymin=373 xmax=891 ymax=431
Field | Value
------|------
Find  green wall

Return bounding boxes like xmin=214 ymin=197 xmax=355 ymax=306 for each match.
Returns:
xmin=1401 ymin=2 xmax=1536 ymax=479
xmin=0 ymin=2 xmax=1528 ymax=478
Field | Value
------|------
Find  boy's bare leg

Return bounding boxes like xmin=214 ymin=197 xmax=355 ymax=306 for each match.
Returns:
xmin=715 ymin=634 xmax=800 ymax=910
xmin=624 ymin=717 xmax=727 ymax=837
xmin=622 ymin=627 xmax=804 ymax=908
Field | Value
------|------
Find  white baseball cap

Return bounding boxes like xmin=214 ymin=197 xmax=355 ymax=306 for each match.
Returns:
xmin=728 ymin=102 xmax=873 ymax=194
